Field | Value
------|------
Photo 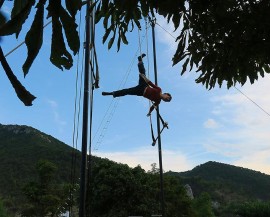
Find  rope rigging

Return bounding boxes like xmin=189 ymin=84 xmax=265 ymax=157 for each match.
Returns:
xmin=69 ymin=8 xmax=85 ymax=216
xmin=92 ymin=25 xmax=151 ymax=151
xmin=147 ymin=17 xmax=169 ymax=146
xmin=92 ymin=18 xmax=169 ymax=151
xmin=155 ymin=21 xmax=270 ymax=118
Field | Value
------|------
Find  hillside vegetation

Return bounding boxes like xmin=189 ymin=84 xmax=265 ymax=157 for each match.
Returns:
xmin=1 ymin=124 xmax=270 ymax=217
xmin=176 ymin=161 xmax=270 ymax=201
xmin=0 ymin=124 xmax=81 ymax=214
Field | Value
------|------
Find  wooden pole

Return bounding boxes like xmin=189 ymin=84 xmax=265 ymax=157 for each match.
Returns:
xmin=151 ymin=18 xmax=165 ymax=217
xmin=79 ymin=1 xmax=92 ymax=216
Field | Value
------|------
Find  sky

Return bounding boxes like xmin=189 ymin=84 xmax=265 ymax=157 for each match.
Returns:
xmin=1 ymin=3 xmax=270 ymax=175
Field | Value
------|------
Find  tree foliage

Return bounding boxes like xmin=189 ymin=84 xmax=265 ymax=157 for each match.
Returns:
xmin=21 ymin=160 xmax=73 ymax=217
xmin=1 ymin=0 xmax=270 ymax=104
xmin=192 ymin=192 xmax=215 ymax=217
xmin=0 ymin=0 xmax=81 ymax=105
xmin=0 ymin=0 xmax=80 ymax=74
xmin=92 ymin=0 xmax=270 ymax=89
xmin=0 ymin=198 xmax=9 ymax=217
xmin=230 ymin=201 xmax=270 ymax=217
xmin=87 ymin=158 xmax=195 ymax=217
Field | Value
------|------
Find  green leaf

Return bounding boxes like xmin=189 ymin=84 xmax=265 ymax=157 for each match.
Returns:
xmin=120 ymin=31 xmax=128 ymax=45
xmin=140 ymin=0 xmax=149 ymax=17
xmin=172 ymin=12 xmax=180 ymax=30
xmin=23 ymin=0 xmax=45 ymax=76
xmin=0 ymin=46 xmax=36 ymax=106
xmin=59 ymin=6 xmax=80 ymax=55
xmin=102 ymin=27 xmax=112 ymax=43
xmin=103 ymin=11 xmax=110 ymax=28
xmin=11 ymin=0 xmax=29 ymax=18
xmin=47 ymin=0 xmax=73 ymax=70
xmin=65 ymin=0 xmax=81 ymax=18
xmin=50 ymin=17 xmax=73 ymax=70
xmin=0 ymin=11 xmax=6 ymax=27
xmin=181 ymin=57 xmax=189 ymax=75
xmin=263 ymin=64 xmax=270 ymax=73
xmin=108 ymin=30 xmax=116 ymax=49
xmin=0 ymin=0 xmax=35 ymax=37
xmin=117 ymin=34 xmax=121 ymax=52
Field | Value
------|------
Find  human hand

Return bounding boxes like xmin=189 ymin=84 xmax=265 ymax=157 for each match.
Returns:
xmin=140 ymin=73 xmax=149 ymax=82
xmin=139 ymin=73 xmax=145 ymax=78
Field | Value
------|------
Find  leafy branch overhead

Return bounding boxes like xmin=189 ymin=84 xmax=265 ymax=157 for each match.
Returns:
xmin=0 ymin=0 xmax=81 ymax=105
xmin=0 ymin=0 xmax=81 ymax=74
xmin=92 ymin=0 xmax=270 ymax=89
xmin=0 ymin=0 xmax=270 ymax=103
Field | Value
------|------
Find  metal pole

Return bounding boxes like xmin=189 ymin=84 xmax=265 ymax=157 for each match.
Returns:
xmin=151 ymin=18 xmax=165 ymax=217
xmin=79 ymin=1 xmax=92 ymax=216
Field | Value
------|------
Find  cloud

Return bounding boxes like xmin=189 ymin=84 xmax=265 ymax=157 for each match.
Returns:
xmin=94 ymin=146 xmax=193 ymax=172
xmin=156 ymin=15 xmax=181 ymax=54
xmin=47 ymin=99 xmax=66 ymax=130
xmin=204 ymin=118 xmax=219 ymax=129
xmin=203 ymin=75 xmax=270 ymax=174
xmin=234 ymin=150 xmax=270 ymax=175
xmin=47 ymin=99 xmax=58 ymax=108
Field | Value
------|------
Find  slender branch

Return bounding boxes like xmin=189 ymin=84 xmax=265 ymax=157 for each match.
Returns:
xmin=0 ymin=46 xmax=36 ymax=106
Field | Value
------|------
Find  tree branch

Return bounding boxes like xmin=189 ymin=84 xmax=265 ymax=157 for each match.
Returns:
xmin=0 ymin=46 xmax=36 ymax=106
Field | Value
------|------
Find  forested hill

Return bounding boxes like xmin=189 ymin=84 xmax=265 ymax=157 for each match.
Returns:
xmin=0 ymin=124 xmax=81 ymax=197
xmin=169 ymin=161 xmax=270 ymax=201
xmin=180 ymin=161 xmax=269 ymax=182
xmin=1 ymin=124 xmax=270 ymax=216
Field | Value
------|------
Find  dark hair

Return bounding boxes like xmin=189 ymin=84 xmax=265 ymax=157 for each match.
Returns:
xmin=164 ymin=93 xmax=172 ymax=102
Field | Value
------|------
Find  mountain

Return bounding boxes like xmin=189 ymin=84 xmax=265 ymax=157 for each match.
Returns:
xmin=0 ymin=124 xmax=81 ymax=203
xmin=1 ymin=123 xmax=270 ymax=216
xmin=168 ymin=161 xmax=270 ymax=204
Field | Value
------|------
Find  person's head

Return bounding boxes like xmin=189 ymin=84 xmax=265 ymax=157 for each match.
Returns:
xmin=161 ymin=93 xmax=172 ymax=102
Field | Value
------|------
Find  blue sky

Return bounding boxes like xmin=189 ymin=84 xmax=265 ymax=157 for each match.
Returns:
xmin=1 ymin=3 xmax=270 ymax=174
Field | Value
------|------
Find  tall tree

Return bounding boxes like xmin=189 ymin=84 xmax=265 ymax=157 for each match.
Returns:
xmin=0 ymin=198 xmax=9 ymax=217
xmin=21 ymin=160 xmax=72 ymax=217
xmin=91 ymin=0 xmax=270 ymax=89
xmin=1 ymin=0 xmax=270 ymax=103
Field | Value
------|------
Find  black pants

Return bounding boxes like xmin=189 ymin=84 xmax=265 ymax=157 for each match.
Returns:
xmin=113 ymin=62 xmax=148 ymax=97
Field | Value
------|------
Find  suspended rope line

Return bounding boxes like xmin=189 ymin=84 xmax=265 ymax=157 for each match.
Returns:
xmin=156 ymin=21 xmax=270 ymax=119
xmin=87 ymin=2 xmax=97 ymax=177
xmin=143 ymin=17 xmax=156 ymax=144
xmin=138 ymin=28 xmax=142 ymax=57
xmin=4 ymin=20 xmax=52 ymax=57
xmin=89 ymin=7 xmax=100 ymax=90
xmin=234 ymin=87 xmax=270 ymax=117
xmin=92 ymin=54 xmax=137 ymax=151
xmin=155 ymin=22 xmax=177 ymax=40
xmin=92 ymin=26 xmax=150 ymax=151
xmin=69 ymin=11 xmax=84 ymax=216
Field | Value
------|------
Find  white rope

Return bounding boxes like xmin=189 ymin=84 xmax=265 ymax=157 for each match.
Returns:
xmin=92 ymin=25 xmax=150 ymax=151
xmin=4 ymin=20 xmax=52 ymax=57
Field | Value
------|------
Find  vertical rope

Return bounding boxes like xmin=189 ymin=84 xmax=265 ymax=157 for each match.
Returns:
xmin=70 ymin=10 xmax=83 ymax=216
xmin=138 ymin=27 xmax=142 ymax=57
xmin=143 ymin=17 xmax=156 ymax=143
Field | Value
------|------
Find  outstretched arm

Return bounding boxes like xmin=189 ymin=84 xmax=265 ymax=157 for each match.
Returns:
xmin=147 ymin=104 xmax=157 ymax=117
xmin=140 ymin=73 xmax=161 ymax=90
xmin=140 ymin=73 xmax=150 ymax=84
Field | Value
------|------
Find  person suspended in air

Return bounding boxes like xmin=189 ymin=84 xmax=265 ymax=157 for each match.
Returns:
xmin=102 ymin=54 xmax=172 ymax=116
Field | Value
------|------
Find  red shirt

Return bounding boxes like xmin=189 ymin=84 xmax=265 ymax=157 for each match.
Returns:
xmin=143 ymin=81 xmax=161 ymax=105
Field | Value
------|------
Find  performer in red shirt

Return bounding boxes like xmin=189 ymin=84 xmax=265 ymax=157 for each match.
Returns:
xmin=102 ymin=54 xmax=172 ymax=116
